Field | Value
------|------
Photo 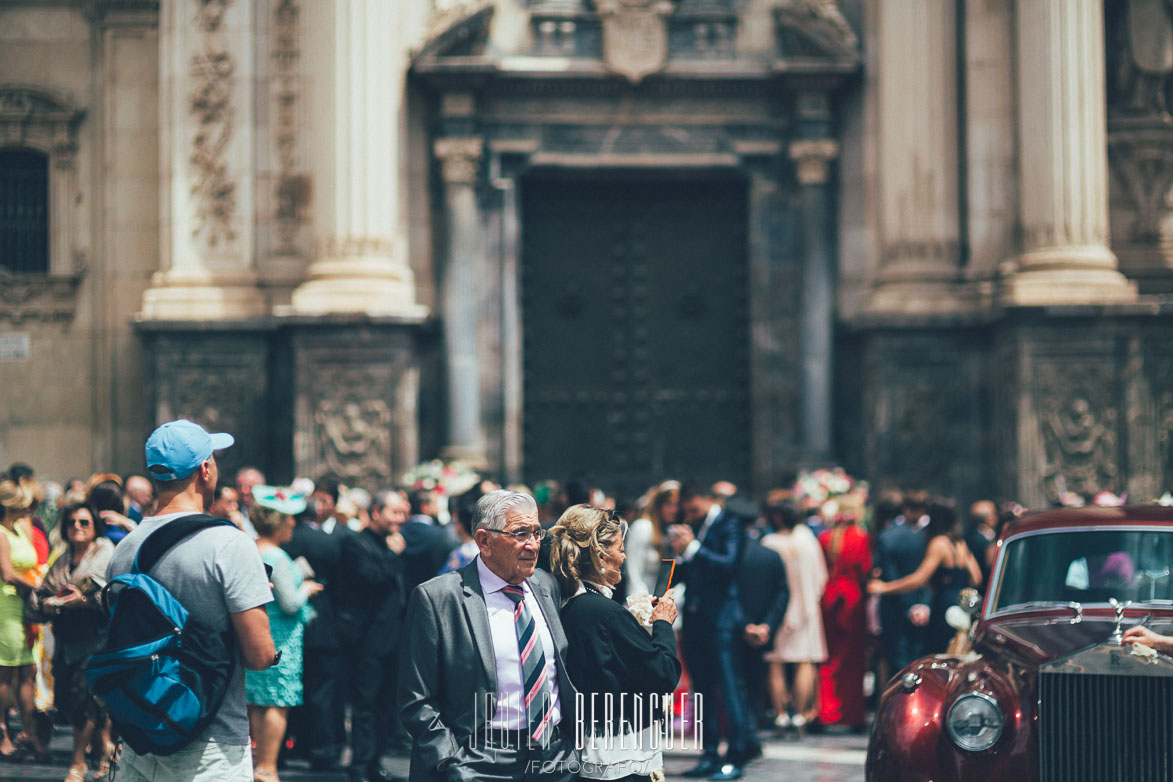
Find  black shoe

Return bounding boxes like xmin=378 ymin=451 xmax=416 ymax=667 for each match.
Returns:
xmin=708 ymin=764 xmax=744 ymax=781
xmin=681 ymin=758 xmax=721 ymax=778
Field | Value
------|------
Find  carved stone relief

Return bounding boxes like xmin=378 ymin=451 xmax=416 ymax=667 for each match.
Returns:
xmin=1144 ymin=335 xmax=1173 ymax=492
xmin=189 ymin=0 xmax=237 ymax=246
xmin=151 ymin=338 xmax=269 ymax=478
xmin=313 ymin=385 xmax=394 ymax=487
xmin=295 ymin=337 xmax=420 ymax=492
xmin=864 ymin=344 xmax=967 ymax=495
xmin=1107 ymin=1 xmax=1173 ymax=276
xmin=774 ymin=0 xmax=859 ymax=60
xmin=0 ymin=258 xmax=87 ymax=324
xmin=273 ymin=0 xmax=306 ymax=253
xmin=1035 ymin=357 xmax=1122 ymax=502
xmin=596 ymin=0 xmax=675 ymax=83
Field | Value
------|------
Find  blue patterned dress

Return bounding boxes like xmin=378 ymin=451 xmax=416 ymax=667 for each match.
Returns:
xmin=245 ymin=545 xmax=313 ymax=707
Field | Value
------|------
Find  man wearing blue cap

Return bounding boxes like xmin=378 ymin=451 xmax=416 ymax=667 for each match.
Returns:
xmin=107 ymin=420 xmax=276 ymax=782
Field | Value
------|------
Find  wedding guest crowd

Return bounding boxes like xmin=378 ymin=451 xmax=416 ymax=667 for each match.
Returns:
xmin=0 ymin=449 xmax=1117 ymax=782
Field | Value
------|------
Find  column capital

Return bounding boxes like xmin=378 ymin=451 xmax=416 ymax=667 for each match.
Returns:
xmin=788 ymin=139 xmax=839 ymax=185
xmin=434 ymin=136 xmax=484 ymax=185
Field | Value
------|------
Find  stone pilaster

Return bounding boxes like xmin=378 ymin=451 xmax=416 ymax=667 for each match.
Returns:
xmin=435 ymin=135 xmax=486 ymax=464
xmin=1001 ymin=0 xmax=1136 ymax=305
xmin=141 ymin=0 xmax=264 ymax=320
xmin=289 ymin=0 xmax=425 ymax=317
xmin=866 ymin=0 xmax=963 ymax=314
xmin=790 ymin=138 xmax=838 ymax=458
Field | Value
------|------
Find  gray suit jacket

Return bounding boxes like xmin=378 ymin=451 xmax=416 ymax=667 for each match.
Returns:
xmin=397 ymin=558 xmax=577 ymax=782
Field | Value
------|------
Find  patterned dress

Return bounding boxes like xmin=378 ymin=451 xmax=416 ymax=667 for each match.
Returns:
xmin=0 ymin=524 xmax=37 ymax=667
xmin=245 ymin=545 xmax=313 ymax=707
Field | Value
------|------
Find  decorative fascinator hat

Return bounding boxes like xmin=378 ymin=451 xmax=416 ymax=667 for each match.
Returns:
xmin=251 ymin=485 xmax=307 ymax=516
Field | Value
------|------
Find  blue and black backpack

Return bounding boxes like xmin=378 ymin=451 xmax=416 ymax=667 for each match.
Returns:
xmin=84 ymin=514 xmax=237 ymax=756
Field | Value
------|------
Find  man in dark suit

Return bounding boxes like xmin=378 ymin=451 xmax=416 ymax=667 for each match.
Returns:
xmin=401 ymin=488 xmax=455 ymax=596
xmin=737 ymin=535 xmax=789 ymax=730
xmin=398 ymin=489 xmax=578 ymax=782
xmin=337 ymin=489 xmax=408 ymax=782
xmin=669 ymin=483 xmax=752 ymax=780
xmin=282 ymin=505 xmax=346 ymax=771
xmin=875 ymin=492 xmax=931 ymax=674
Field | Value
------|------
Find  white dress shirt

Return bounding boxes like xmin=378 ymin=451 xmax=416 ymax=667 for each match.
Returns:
xmin=477 ymin=556 xmax=562 ymax=730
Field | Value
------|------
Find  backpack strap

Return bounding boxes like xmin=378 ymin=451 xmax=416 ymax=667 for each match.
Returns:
xmin=132 ymin=514 xmax=234 ymax=575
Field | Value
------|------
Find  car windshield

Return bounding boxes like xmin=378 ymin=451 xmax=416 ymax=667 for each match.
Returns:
xmin=991 ymin=529 xmax=1173 ymax=612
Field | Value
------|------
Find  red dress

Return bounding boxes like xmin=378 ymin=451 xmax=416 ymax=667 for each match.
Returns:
xmin=817 ymin=523 xmax=872 ymax=726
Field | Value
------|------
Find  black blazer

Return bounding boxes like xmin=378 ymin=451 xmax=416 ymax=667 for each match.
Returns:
xmin=335 ymin=527 xmax=405 ymax=656
xmin=282 ymin=522 xmax=343 ymax=650
xmin=737 ymin=537 xmax=789 ymax=637
xmin=875 ymin=521 xmax=931 ymax=623
xmin=677 ymin=510 xmax=745 ymax=632
xmin=560 ymin=588 xmax=681 ymax=734
xmin=397 ymin=560 xmax=578 ymax=782
xmin=401 ymin=519 xmax=455 ymax=596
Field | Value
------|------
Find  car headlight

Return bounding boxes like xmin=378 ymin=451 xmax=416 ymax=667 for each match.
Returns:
xmin=946 ymin=692 xmax=1004 ymax=751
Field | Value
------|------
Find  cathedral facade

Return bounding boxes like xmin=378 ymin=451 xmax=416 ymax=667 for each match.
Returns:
xmin=2 ymin=0 xmax=1172 ymax=506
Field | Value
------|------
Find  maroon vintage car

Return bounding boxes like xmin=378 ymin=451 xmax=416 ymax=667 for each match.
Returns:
xmin=867 ymin=506 xmax=1173 ymax=782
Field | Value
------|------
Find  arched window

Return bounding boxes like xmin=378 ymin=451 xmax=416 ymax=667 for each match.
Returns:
xmin=0 ymin=148 xmax=49 ymax=274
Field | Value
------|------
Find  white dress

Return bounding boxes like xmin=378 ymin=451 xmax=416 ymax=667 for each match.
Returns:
xmin=761 ymin=524 xmax=828 ymax=663
xmin=624 ymin=517 xmax=661 ymax=596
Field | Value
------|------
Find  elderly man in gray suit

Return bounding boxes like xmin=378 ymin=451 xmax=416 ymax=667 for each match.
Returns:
xmin=398 ymin=490 xmax=579 ymax=782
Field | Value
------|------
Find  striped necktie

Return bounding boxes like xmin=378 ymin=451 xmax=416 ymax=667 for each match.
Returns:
xmin=501 ymin=584 xmax=554 ymax=745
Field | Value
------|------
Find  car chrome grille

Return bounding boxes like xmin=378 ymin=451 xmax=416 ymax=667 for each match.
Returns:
xmin=1039 ymin=671 xmax=1173 ymax=781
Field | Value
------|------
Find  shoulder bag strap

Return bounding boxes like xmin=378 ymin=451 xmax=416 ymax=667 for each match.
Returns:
xmin=132 ymin=514 xmax=234 ymax=574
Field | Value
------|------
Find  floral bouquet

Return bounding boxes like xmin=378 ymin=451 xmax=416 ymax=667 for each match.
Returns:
xmin=793 ymin=467 xmax=866 ymax=509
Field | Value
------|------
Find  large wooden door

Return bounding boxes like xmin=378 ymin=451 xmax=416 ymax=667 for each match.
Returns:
xmin=521 ymin=174 xmax=751 ymax=497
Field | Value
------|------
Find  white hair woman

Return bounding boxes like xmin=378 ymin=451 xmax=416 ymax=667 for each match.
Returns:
xmin=549 ymin=505 xmax=680 ymax=782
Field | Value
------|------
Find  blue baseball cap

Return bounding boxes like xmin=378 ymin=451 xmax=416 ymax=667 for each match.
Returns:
xmin=145 ymin=419 xmax=235 ymax=482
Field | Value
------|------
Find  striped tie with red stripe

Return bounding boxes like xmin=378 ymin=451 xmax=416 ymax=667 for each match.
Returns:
xmin=501 ymin=584 xmax=554 ymax=746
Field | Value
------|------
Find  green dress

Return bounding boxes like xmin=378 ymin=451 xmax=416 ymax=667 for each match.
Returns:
xmin=0 ymin=525 xmax=37 ymax=667
xmin=245 ymin=546 xmax=312 ymax=707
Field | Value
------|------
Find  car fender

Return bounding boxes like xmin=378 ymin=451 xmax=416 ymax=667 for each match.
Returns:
xmin=866 ymin=654 xmax=1035 ymax=782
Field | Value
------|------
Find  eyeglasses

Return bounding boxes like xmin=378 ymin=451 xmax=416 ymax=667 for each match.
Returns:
xmin=600 ymin=508 xmax=629 ymax=539
xmin=68 ymin=517 xmax=93 ymax=528
xmin=486 ymin=527 xmax=547 ymax=542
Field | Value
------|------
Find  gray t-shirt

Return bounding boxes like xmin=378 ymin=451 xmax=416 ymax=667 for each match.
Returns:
xmin=106 ymin=512 xmax=273 ymax=745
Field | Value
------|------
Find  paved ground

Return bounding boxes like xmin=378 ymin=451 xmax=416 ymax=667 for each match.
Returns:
xmin=0 ymin=726 xmax=867 ymax=781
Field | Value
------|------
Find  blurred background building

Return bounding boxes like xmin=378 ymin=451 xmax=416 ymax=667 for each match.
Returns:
xmin=1 ymin=0 xmax=1171 ymax=506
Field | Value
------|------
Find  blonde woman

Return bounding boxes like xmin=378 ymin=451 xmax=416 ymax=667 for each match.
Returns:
xmin=625 ymin=481 xmax=680 ymax=596
xmin=549 ymin=505 xmax=680 ymax=782
xmin=0 ymin=481 xmax=47 ymax=761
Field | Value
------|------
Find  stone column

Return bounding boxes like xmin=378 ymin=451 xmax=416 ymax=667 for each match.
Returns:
xmin=141 ymin=0 xmax=264 ymax=320
xmin=791 ymin=140 xmax=838 ymax=459
xmin=289 ymin=0 xmax=425 ymax=317
xmin=866 ymin=0 xmax=963 ymax=314
xmin=1002 ymin=0 xmax=1136 ymax=305
xmin=963 ymin=0 xmax=1016 ymax=290
xmin=435 ymin=136 xmax=486 ymax=464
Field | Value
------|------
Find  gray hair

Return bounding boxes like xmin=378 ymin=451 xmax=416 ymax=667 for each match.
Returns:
xmin=474 ymin=489 xmax=537 ymax=531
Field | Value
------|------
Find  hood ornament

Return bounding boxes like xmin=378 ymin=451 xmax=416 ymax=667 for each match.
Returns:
xmin=1108 ymin=598 xmax=1132 ymax=645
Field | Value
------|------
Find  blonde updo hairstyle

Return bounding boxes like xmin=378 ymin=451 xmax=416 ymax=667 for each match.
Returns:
xmin=0 ymin=480 xmax=36 ymax=523
xmin=249 ymin=502 xmax=288 ymax=538
xmin=548 ymin=504 xmax=626 ymax=597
